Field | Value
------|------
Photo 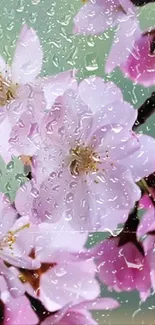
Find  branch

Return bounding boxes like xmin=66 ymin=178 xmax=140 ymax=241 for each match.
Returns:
xmin=130 ymin=0 xmax=155 ymax=6
xmin=133 ymin=92 xmax=155 ymax=130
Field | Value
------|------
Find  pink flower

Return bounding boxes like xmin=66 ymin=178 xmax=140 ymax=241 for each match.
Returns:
xmin=94 ymin=236 xmax=151 ymax=301
xmin=74 ymin=0 xmax=141 ymax=73
xmin=14 ymin=220 xmax=100 ymax=311
xmin=0 ymin=24 xmax=77 ymax=162
xmin=0 ymin=193 xmax=40 ymax=297
xmin=0 ymin=24 xmax=44 ymax=162
xmin=121 ymin=29 xmax=155 ymax=86
xmin=40 ymin=298 xmax=119 ymax=325
xmin=15 ymin=77 xmax=155 ymax=231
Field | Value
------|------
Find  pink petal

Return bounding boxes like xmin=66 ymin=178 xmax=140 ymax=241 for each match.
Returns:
xmin=40 ymin=259 xmax=100 ymax=311
xmin=73 ymin=0 xmax=122 ymax=35
xmin=121 ymin=29 xmax=155 ymax=86
xmin=40 ymin=70 xmax=78 ymax=111
xmin=65 ymin=164 xmax=140 ymax=232
xmin=149 ymin=250 xmax=155 ymax=291
xmin=96 ymin=239 xmax=151 ymax=296
xmin=9 ymin=112 xmax=41 ymax=156
xmin=32 ymin=145 xmax=64 ymax=185
xmin=41 ymin=308 xmax=97 ymax=325
xmin=33 ymin=168 xmax=71 ymax=224
xmin=9 ymin=86 xmax=45 ymax=156
xmin=5 ymin=295 xmax=38 ymax=325
xmin=79 ymin=77 xmax=123 ymax=112
xmin=0 ymin=193 xmax=17 ymax=235
xmin=0 ymin=262 xmax=25 ymax=297
xmin=105 ymin=16 xmax=141 ymax=73
xmin=137 ymin=208 xmax=155 ymax=238
xmin=36 ymin=220 xmax=87 ymax=254
xmin=75 ymin=297 xmax=119 ymax=310
xmin=119 ymin=0 xmax=136 ymax=13
xmin=15 ymin=181 xmax=38 ymax=223
xmin=89 ymin=126 xmax=140 ymax=162
xmin=121 ymin=134 xmax=155 ymax=181
xmin=79 ymin=77 xmax=137 ymax=128
xmin=139 ymin=194 xmax=153 ymax=209
xmin=0 ymin=251 xmax=40 ymax=270
xmin=0 ymin=117 xmax=19 ymax=163
xmin=11 ymin=24 xmax=43 ymax=84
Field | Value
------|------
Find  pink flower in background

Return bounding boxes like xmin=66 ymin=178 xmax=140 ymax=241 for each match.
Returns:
xmin=121 ymin=29 xmax=155 ymax=86
xmin=137 ymin=207 xmax=155 ymax=293
xmin=15 ymin=77 xmax=155 ymax=231
xmin=40 ymin=298 xmax=119 ymax=325
xmin=74 ymin=0 xmax=141 ymax=74
xmin=0 ymin=23 xmax=77 ymax=162
xmin=0 ymin=193 xmax=40 ymax=297
xmin=14 ymin=220 xmax=100 ymax=311
xmin=0 ymin=23 xmax=44 ymax=162
xmin=94 ymin=237 xmax=151 ymax=301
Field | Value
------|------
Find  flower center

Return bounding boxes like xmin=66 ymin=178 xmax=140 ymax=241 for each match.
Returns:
xmin=0 ymin=223 xmax=30 ymax=251
xmin=69 ymin=145 xmax=101 ymax=176
xmin=0 ymin=75 xmax=17 ymax=106
xmin=19 ymin=249 xmax=56 ymax=296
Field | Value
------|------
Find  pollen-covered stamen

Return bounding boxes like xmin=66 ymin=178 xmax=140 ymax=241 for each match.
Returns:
xmin=0 ymin=223 xmax=30 ymax=251
xmin=70 ymin=145 xmax=101 ymax=176
xmin=0 ymin=74 xmax=17 ymax=106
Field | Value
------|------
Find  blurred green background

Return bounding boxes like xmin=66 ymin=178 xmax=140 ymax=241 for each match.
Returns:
xmin=0 ymin=0 xmax=155 ymax=323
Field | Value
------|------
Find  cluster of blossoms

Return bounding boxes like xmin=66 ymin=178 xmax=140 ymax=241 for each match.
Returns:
xmin=0 ymin=0 xmax=155 ymax=323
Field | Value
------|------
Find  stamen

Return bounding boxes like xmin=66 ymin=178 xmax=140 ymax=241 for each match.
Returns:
xmin=0 ymin=223 xmax=30 ymax=251
xmin=70 ymin=145 xmax=101 ymax=176
xmin=11 ymin=223 xmax=30 ymax=235
xmin=0 ymin=75 xmax=17 ymax=106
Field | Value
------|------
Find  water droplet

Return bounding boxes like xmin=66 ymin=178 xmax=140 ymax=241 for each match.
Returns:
xmin=65 ymin=192 xmax=74 ymax=203
xmin=31 ymin=0 xmax=40 ymax=4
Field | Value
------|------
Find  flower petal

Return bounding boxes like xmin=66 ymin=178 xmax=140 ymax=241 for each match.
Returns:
xmin=79 ymin=77 xmax=123 ymax=112
xmin=12 ymin=24 xmax=43 ymax=84
xmin=75 ymin=297 xmax=119 ymax=310
xmin=0 ymin=193 xmax=17 ymax=236
xmin=137 ymin=208 xmax=155 ymax=238
xmin=105 ymin=16 xmax=141 ymax=73
xmin=5 ymin=295 xmax=38 ymax=325
xmin=40 ymin=70 xmax=78 ymax=111
xmin=121 ymin=134 xmax=155 ymax=181
xmin=73 ymin=0 xmax=122 ymax=35
xmin=0 ymin=117 xmax=19 ymax=163
xmin=0 ymin=262 xmax=25 ymax=297
xmin=121 ymin=29 xmax=155 ymax=86
xmin=33 ymin=169 xmax=71 ymax=224
xmin=40 ymin=258 xmax=100 ymax=311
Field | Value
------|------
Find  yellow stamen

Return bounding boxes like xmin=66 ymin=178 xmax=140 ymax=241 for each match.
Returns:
xmin=0 ymin=75 xmax=17 ymax=106
xmin=11 ymin=223 xmax=30 ymax=235
xmin=70 ymin=145 xmax=100 ymax=176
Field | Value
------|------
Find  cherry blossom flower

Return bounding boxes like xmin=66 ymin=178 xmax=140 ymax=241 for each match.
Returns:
xmin=0 ymin=24 xmax=44 ymax=162
xmin=94 ymin=236 xmax=151 ymax=301
xmin=13 ymin=219 xmax=100 ymax=311
xmin=0 ymin=193 xmax=40 ymax=297
xmin=74 ymin=0 xmax=141 ymax=74
xmin=0 ymin=275 xmax=119 ymax=325
xmin=0 ymin=24 xmax=77 ymax=162
xmin=121 ymin=29 xmax=155 ymax=86
xmin=15 ymin=77 xmax=155 ymax=231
